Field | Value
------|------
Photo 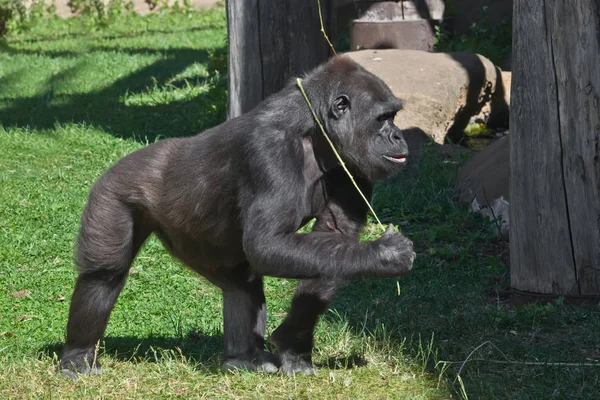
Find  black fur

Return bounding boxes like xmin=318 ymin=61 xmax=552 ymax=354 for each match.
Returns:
xmin=59 ymin=55 xmax=415 ymax=377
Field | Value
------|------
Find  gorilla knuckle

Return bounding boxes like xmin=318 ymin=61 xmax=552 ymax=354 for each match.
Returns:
xmin=375 ymin=231 xmax=416 ymax=275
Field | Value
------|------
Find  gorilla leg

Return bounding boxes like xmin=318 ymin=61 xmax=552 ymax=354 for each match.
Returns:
xmin=60 ymin=197 xmax=150 ymax=378
xmin=60 ymin=272 xmax=127 ymax=378
xmin=218 ymin=267 xmax=279 ymax=373
xmin=270 ymin=278 xmax=340 ymax=375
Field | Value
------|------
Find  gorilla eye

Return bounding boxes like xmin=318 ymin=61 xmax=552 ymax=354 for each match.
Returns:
xmin=378 ymin=112 xmax=396 ymax=122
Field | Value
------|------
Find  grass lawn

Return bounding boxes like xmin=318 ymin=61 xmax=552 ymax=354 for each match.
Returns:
xmin=1 ymin=8 xmax=599 ymax=400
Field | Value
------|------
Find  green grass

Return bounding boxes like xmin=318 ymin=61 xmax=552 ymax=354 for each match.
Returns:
xmin=1 ymin=10 xmax=599 ymax=400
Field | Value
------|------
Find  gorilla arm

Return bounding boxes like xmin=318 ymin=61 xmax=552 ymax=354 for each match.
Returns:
xmin=240 ymin=141 xmax=414 ymax=280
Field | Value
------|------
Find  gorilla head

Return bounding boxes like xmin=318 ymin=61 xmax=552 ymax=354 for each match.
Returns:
xmin=303 ymin=56 xmax=408 ymax=181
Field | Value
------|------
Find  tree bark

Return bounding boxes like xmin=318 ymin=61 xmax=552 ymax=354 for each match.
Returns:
xmin=510 ymin=0 xmax=600 ymax=298
xmin=226 ymin=0 xmax=333 ymax=118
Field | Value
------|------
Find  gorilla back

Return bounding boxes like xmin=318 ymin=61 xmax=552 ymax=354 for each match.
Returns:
xmin=60 ymin=55 xmax=416 ymax=377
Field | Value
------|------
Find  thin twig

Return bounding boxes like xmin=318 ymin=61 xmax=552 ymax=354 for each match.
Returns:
xmin=317 ymin=0 xmax=337 ymax=55
xmin=457 ymin=341 xmax=506 ymax=376
xmin=440 ymin=359 xmax=600 ymax=368
xmin=436 ymin=340 xmax=600 ymax=386
xmin=296 ymin=78 xmax=385 ymax=231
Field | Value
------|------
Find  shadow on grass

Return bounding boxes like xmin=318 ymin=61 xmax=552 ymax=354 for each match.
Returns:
xmin=41 ymin=331 xmax=225 ymax=372
xmin=0 ymin=45 xmax=227 ymax=143
xmin=41 ymin=333 xmax=365 ymax=373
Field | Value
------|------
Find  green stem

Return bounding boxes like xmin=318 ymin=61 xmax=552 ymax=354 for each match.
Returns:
xmin=317 ymin=0 xmax=336 ymax=55
xmin=296 ymin=78 xmax=385 ymax=232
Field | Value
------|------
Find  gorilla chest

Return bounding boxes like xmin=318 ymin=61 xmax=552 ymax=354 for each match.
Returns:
xmin=300 ymin=138 xmax=329 ymax=219
xmin=306 ymin=179 xmax=328 ymax=216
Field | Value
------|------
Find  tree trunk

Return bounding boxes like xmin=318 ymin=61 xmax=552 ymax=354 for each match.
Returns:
xmin=510 ymin=0 xmax=600 ymax=299
xmin=226 ymin=0 xmax=333 ymax=118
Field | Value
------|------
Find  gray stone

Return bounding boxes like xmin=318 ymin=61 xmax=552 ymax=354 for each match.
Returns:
xmin=345 ymin=49 xmax=508 ymax=146
xmin=456 ymin=135 xmax=509 ymax=204
xmin=352 ymin=1 xmax=445 ymax=21
xmin=350 ymin=19 xmax=436 ymax=52
xmin=470 ymin=196 xmax=509 ymax=240
xmin=456 ymin=135 xmax=510 ymax=240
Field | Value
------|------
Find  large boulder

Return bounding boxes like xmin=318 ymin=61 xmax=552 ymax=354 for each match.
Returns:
xmin=456 ymin=135 xmax=509 ymax=204
xmin=482 ymin=71 xmax=511 ymax=129
xmin=456 ymin=135 xmax=510 ymax=240
xmin=345 ymin=49 xmax=509 ymax=144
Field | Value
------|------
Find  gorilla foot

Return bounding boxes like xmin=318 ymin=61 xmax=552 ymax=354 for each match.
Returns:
xmin=59 ymin=347 xmax=102 ymax=380
xmin=221 ymin=351 xmax=280 ymax=374
xmin=280 ymin=351 xmax=315 ymax=376
xmin=61 ymin=365 xmax=102 ymax=381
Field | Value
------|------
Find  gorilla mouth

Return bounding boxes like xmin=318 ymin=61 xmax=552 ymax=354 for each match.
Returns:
xmin=383 ymin=155 xmax=407 ymax=164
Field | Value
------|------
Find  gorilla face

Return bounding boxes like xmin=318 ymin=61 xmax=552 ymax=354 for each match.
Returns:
xmin=325 ymin=72 xmax=408 ymax=181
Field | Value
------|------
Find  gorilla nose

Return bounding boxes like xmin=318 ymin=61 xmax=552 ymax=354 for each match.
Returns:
xmin=392 ymin=129 xmax=403 ymax=141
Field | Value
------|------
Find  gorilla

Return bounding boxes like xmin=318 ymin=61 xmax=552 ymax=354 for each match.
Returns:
xmin=60 ymin=55 xmax=415 ymax=377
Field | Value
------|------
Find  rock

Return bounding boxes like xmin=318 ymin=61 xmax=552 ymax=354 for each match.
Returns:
xmin=470 ymin=196 xmax=510 ymax=240
xmin=351 ymin=0 xmax=446 ymax=21
xmin=482 ymin=71 xmax=511 ymax=130
xmin=400 ymin=0 xmax=446 ymax=20
xmin=456 ymin=135 xmax=509 ymax=204
xmin=501 ymin=72 xmax=511 ymax=104
xmin=345 ymin=49 xmax=508 ymax=146
xmin=456 ymin=135 xmax=510 ymax=239
xmin=349 ymin=1 xmax=447 ymax=51
xmin=500 ymin=53 xmax=512 ymax=72
xmin=351 ymin=19 xmax=437 ymax=52
xmin=401 ymin=127 xmax=428 ymax=169
xmin=438 ymin=143 xmax=472 ymax=159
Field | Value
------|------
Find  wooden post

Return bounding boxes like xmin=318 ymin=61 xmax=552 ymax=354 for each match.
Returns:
xmin=226 ymin=0 xmax=333 ymax=119
xmin=510 ymin=1 xmax=600 ymax=299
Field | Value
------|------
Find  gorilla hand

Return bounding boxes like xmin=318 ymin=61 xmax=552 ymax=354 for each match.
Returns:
xmin=372 ymin=224 xmax=415 ymax=277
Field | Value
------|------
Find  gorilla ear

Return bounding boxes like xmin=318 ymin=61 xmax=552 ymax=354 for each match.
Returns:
xmin=330 ymin=95 xmax=350 ymax=119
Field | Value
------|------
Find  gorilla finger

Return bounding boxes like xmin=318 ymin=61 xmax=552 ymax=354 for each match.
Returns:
xmin=384 ymin=224 xmax=395 ymax=235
